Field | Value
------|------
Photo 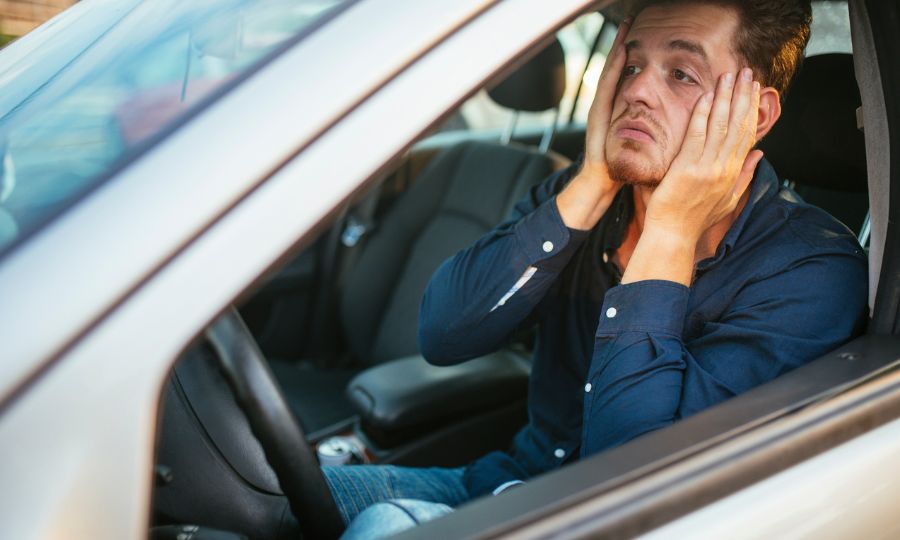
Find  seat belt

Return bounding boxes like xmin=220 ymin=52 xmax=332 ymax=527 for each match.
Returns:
xmin=859 ymin=210 xmax=871 ymax=248
xmin=341 ymin=183 xmax=382 ymax=249
xmin=306 ymin=180 xmax=384 ymax=366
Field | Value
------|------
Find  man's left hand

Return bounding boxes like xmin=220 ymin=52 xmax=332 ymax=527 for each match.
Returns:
xmin=645 ymin=67 xmax=764 ymax=243
xmin=621 ymin=67 xmax=763 ymax=286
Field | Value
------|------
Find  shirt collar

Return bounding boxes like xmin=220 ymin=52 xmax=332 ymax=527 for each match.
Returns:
xmin=598 ymin=185 xmax=634 ymax=252
xmin=696 ymin=157 xmax=779 ymax=271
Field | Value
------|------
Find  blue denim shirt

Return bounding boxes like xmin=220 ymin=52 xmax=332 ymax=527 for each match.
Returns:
xmin=418 ymin=158 xmax=868 ymax=498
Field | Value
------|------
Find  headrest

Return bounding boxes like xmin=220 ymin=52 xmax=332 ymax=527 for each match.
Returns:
xmin=759 ymin=53 xmax=867 ymax=193
xmin=487 ymin=37 xmax=566 ymax=113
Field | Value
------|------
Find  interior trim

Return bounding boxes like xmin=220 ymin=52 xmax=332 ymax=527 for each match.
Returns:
xmin=866 ymin=0 xmax=900 ymax=332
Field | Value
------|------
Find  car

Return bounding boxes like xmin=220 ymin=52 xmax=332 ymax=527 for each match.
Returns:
xmin=0 ymin=0 xmax=898 ymax=538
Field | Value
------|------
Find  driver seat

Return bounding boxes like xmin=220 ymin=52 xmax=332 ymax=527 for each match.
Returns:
xmin=759 ymin=52 xmax=868 ymax=235
xmin=269 ymin=39 xmax=571 ymax=439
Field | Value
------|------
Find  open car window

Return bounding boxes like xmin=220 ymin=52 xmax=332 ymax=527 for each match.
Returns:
xmin=452 ymin=11 xmax=608 ymax=135
xmin=808 ymin=1 xmax=852 ymax=54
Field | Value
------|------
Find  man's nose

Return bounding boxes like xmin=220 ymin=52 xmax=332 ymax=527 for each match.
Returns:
xmin=619 ymin=67 xmax=661 ymax=109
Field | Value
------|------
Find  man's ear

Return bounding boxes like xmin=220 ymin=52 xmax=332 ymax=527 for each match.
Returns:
xmin=755 ymin=87 xmax=781 ymax=141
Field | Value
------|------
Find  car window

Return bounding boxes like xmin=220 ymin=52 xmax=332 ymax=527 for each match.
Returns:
xmin=451 ymin=1 xmax=853 ymax=141
xmin=155 ymin=1 xmax=880 ymax=536
xmin=447 ymin=11 xmax=608 ymax=136
xmin=807 ymin=1 xmax=852 ymax=55
xmin=0 ymin=0 xmax=352 ymax=256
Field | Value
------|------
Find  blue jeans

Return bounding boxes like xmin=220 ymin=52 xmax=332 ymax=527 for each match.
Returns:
xmin=340 ymin=499 xmax=455 ymax=540
xmin=322 ymin=465 xmax=468 ymax=537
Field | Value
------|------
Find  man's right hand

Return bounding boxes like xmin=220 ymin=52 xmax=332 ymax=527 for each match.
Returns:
xmin=556 ymin=17 xmax=631 ymax=231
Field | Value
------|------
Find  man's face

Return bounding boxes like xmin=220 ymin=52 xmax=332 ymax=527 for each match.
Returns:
xmin=606 ymin=2 xmax=743 ymax=186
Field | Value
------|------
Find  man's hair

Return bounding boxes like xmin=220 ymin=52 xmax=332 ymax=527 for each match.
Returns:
xmin=630 ymin=0 xmax=813 ymax=99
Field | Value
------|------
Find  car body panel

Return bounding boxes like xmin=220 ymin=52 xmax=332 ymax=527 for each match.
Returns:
xmin=394 ymin=335 xmax=900 ymax=539
xmin=0 ymin=0 xmax=501 ymax=404
xmin=640 ymin=414 xmax=900 ymax=540
xmin=2 ymin=0 xmax=896 ymax=538
xmin=0 ymin=0 xmax=596 ymax=537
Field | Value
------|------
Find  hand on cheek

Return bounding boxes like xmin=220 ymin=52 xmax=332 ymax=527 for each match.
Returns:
xmin=645 ymin=67 xmax=764 ymax=243
xmin=620 ymin=67 xmax=763 ymax=287
xmin=582 ymin=17 xmax=631 ymax=179
xmin=556 ymin=17 xmax=632 ymax=230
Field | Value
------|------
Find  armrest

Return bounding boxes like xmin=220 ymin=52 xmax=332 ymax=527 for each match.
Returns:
xmin=346 ymin=350 xmax=530 ymax=434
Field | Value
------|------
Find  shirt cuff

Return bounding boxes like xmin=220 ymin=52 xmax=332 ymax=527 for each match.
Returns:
xmin=513 ymin=197 xmax=589 ymax=272
xmin=596 ymin=280 xmax=690 ymax=337
xmin=492 ymin=480 xmax=526 ymax=495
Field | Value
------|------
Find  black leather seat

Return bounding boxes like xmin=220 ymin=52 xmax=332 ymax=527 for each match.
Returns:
xmin=760 ymin=53 xmax=868 ymax=235
xmin=271 ymin=39 xmax=571 ymax=438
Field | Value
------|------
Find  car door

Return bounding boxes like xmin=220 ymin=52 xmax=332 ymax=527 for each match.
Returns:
xmin=395 ymin=0 xmax=900 ymax=538
xmin=0 ymin=0 xmax=597 ymax=538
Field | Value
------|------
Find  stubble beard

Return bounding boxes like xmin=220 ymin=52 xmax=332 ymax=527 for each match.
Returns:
xmin=605 ymin=109 xmax=668 ymax=188
xmin=607 ymin=142 xmax=665 ymax=188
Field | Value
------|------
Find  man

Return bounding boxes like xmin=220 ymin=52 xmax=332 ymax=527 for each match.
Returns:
xmin=326 ymin=0 xmax=867 ymax=535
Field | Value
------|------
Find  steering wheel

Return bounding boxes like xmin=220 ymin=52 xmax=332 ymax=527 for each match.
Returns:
xmin=205 ymin=308 xmax=345 ymax=540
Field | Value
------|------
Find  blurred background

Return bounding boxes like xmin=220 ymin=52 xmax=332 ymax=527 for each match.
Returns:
xmin=0 ymin=0 xmax=76 ymax=46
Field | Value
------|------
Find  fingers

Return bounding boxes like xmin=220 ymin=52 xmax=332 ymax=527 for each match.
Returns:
xmin=598 ymin=17 xmax=632 ymax=81
xmin=722 ymin=68 xmax=761 ymax=160
xmin=679 ymin=91 xmax=713 ymax=159
xmin=702 ymin=71 xmax=736 ymax=157
xmin=592 ymin=18 xmax=632 ymax=113
xmin=699 ymin=68 xmax=761 ymax=181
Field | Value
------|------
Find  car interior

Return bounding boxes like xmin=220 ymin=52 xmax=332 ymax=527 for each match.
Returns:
xmin=148 ymin=2 xmax=882 ymax=539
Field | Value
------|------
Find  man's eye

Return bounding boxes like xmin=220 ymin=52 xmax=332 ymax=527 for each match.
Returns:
xmin=623 ymin=65 xmax=641 ymax=77
xmin=672 ymin=68 xmax=696 ymax=84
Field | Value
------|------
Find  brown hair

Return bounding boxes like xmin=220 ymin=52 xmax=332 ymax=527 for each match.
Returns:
xmin=629 ymin=0 xmax=813 ymax=99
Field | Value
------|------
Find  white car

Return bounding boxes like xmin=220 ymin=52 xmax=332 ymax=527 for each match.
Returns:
xmin=0 ymin=0 xmax=897 ymax=538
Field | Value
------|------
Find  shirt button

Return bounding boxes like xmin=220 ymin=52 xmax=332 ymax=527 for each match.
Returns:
xmin=554 ymin=448 xmax=565 ymax=459
xmin=584 ymin=383 xmax=592 ymax=393
xmin=542 ymin=241 xmax=554 ymax=253
xmin=606 ymin=307 xmax=617 ymax=318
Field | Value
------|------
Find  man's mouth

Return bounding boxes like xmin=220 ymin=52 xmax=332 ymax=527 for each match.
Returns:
xmin=615 ymin=120 xmax=656 ymax=144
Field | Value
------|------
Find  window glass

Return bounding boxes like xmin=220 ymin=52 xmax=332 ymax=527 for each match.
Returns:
xmin=0 ymin=0 xmax=350 ymax=255
xmin=455 ymin=12 xmax=607 ymax=135
xmin=807 ymin=1 xmax=852 ymax=56
xmin=448 ymin=1 xmax=851 ymax=139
